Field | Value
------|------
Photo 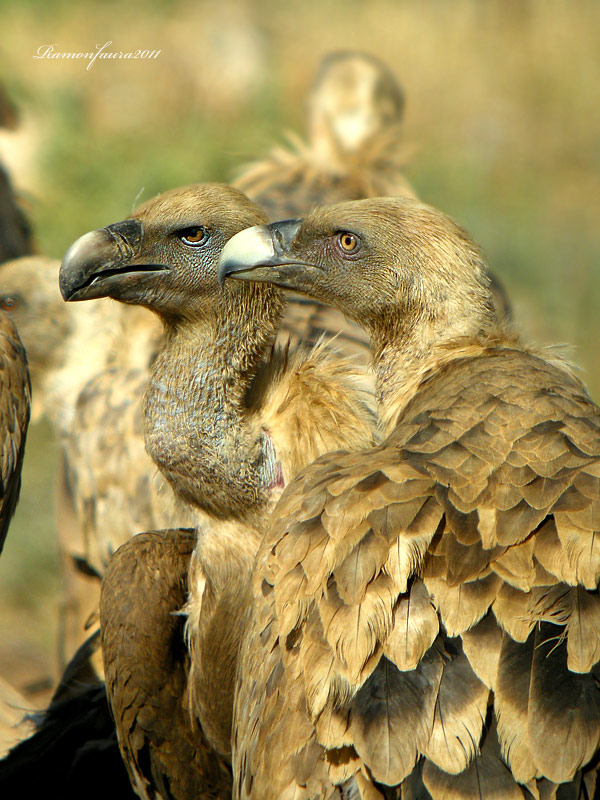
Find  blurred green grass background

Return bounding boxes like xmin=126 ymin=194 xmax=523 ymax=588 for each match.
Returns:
xmin=0 ymin=0 xmax=598 ymax=696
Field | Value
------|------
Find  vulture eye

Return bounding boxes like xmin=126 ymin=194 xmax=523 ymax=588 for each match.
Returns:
xmin=337 ymin=232 xmax=360 ymax=254
xmin=0 ymin=296 xmax=18 ymax=312
xmin=179 ymin=226 xmax=208 ymax=246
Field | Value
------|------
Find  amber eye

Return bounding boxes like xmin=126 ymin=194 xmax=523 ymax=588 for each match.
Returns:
xmin=337 ymin=232 xmax=359 ymax=254
xmin=179 ymin=226 xmax=208 ymax=246
xmin=0 ymin=296 xmax=17 ymax=312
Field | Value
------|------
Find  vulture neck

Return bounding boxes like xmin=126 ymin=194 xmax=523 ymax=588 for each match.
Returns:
xmin=144 ymin=286 xmax=285 ymax=522
xmin=370 ymin=301 xmax=502 ymax=435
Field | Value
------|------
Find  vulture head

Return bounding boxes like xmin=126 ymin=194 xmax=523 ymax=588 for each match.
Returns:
xmin=309 ymin=51 xmax=405 ymax=159
xmin=60 ymin=183 xmax=275 ymax=326
xmin=218 ymin=196 xmax=497 ymax=347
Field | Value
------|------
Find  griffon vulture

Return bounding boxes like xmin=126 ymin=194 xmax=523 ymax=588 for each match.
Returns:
xmin=59 ymin=183 xmax=375 ymax=798
xmin=218 ymin=197 xmax=600 ymax=798
xmin=0 ymin=53 xmax=404 ymax=666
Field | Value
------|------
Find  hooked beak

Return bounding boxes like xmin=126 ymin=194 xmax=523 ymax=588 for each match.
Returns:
xmin=217 ymin=219 xmax=324 ymax=292
xmin=59 ymin=219 xmax=168 ymax=301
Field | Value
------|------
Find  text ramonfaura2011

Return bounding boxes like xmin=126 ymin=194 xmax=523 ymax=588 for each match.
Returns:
xmin=33 ymin=42 xmax=161 ymax=71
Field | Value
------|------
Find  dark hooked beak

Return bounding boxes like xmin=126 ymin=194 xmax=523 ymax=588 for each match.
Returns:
xmin=59 ymin=219 xmax=167 ymax=301
xmin=217 ymin=219 xmax=324 ymax=292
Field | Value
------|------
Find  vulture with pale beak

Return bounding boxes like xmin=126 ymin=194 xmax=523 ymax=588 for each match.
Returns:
xmin=59 ymin=183 xmax=375 ymax=798
xmin=0 ymin=308 xmax=30 ymax=555
xmin=219 ymin=197 xmax=600 ymax=798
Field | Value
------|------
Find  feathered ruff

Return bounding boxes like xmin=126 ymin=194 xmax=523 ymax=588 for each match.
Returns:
xmin=234 ymin=125 xmax=417 ymax=222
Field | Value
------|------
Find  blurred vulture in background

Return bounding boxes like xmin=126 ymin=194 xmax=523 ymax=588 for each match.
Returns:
xmin=236 ymin=50 xmax=413 ymax=220
xmin=0 ymin=82 xmax=35 ymax=262
xmin=59 ymin=183 xmax=376 ymax=798
xmin=0 ymin=255 xmax=170 ymax=668
xmin=219 ymin=198 xmax=600 ymax=799
xmin=237 ymin=49 xmax=511 ymax=343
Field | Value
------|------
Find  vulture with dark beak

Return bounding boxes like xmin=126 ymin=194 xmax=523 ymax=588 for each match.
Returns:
xmin=219 ymin=198 xmax=600 ymax=798
xmin=0 ymin=308 xmax=30 ymax=555
xmin=59 ymin=183 xmax=375 ymax=798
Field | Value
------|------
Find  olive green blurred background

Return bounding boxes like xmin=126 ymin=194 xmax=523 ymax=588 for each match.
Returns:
xmin=0 ymin=0 xmax=598 ymax=697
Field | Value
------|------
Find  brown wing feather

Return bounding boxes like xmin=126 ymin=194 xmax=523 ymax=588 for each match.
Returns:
xmin=100 ymin=529 xmax=231 ymax=800
xmin=0 ymin=310 xmax=30 ymax=554
xmin=234 ymin=347 xmax=600 ymax=797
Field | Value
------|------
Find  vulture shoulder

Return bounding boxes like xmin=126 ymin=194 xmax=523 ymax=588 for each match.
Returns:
xmin=0 ymin=309 xmax=30 ymax=554
xmin=100 ymin=529 xmax=231 ymax=800
xmin=235 ymin=345 xmax=600 ymax=798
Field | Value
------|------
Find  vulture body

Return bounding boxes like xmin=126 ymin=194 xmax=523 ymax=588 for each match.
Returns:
xmin=219 ymin=197 xmax=600 ymax=798
xmin=0 ymin=308 xmax=30 ymax=555
xmin=100 ymin=529 xmax=232 ymax=799
xmin=0 ymin=166 xmax=34 ymax=263
xmin=59 ymin=184 xmax=376 ymax=798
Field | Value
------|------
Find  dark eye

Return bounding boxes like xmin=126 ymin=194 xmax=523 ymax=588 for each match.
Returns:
xmin=337 ymin=232 xmax=360 ymax=254
xmin=179 ymin=226 xmax=208 ymax=246
xmin=0 ymin=296 xmax=17 ymax=312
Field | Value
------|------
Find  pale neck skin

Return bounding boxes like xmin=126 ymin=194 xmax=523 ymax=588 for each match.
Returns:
xmin=144 ymin=283 xmax=286 ymax=523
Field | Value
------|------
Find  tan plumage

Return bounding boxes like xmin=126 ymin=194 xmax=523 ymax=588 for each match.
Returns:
xmin=60 ymin=183 xmax=376 ymax=798
xmin=219 ymin=196 xmax=600 ymax=798
xmin=0 ymin=309 xmax=30 ymax=555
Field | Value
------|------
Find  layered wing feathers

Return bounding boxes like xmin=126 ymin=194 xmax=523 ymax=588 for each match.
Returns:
xmin=234 ymin=348 xmax=600 ymax=798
